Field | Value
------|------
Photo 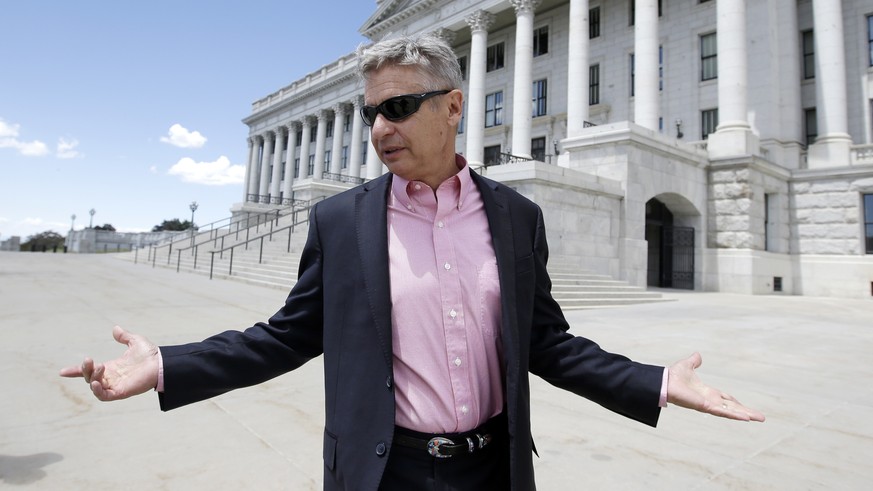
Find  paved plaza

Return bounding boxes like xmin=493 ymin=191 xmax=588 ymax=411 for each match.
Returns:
xmin=1 ymin=251 xmax=871 ymax=490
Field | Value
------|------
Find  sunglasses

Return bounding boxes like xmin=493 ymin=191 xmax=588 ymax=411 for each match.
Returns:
xmin=360 ymin=90 xmax=451 ymax=126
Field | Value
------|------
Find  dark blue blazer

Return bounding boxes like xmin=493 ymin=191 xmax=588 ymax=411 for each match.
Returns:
xmin=158 ymin=170 xmax=663 ymax=490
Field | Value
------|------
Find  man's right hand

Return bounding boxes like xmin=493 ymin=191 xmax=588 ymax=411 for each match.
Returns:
xmin=59 ymin=326 xmax=160 ymax=401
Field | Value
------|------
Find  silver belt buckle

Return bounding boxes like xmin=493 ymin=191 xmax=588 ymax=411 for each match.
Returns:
xmin=427 ymin=437 xmax=454 ymax=458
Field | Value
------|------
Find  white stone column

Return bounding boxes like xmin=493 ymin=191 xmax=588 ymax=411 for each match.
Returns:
xmin=299 ymin=117 xmax=312 ymax=179
xmin=282 ymin=122 xmax=298 ymax=200
xmin=258 ymin=131 xmax=274 ymax=199
xmin=349 ymin=96 xmax=365 ymax=179
xmin=247 ymin=136 xmax=262 ymax=200
xmin=313 ymin=110 xmax=329 ymax=180
xmin=330 ymin=104 xmax=346 ymax=175
xmin=269 ymin=127 xmax=285 ymax=200
xmin=566 ymin=0 xmax=590 ymax=138
xmin=509 ymin=0 xmax=541 ymax=159
xmin=808 ymin=0 xmax=852 ymax=168
xmin=707 ymin=0 xmax=759 ymax=158
xmin=633 ymin=0 xmax=659 ymax=131
xmin=464 ymin=10 xmax=496 ymax=170
xmin=244 ymin=136 xmax=256 ymax=202
xmin=365 ymin=132 xmax=383 ymax=179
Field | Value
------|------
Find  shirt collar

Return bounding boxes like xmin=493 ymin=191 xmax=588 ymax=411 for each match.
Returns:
xmin=390 ymin=154 xmax=473 ymax=212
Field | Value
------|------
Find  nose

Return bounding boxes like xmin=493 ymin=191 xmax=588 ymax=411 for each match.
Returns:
xmin=369 ymin=113 xmax=396 ymax=142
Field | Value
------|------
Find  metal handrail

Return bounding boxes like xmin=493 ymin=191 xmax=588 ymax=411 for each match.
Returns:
xmin=206 ymin=203 xmax=319 ymax=280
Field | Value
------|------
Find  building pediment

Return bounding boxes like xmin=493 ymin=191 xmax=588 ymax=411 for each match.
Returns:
xmin=360 ymin=0 xmax=441 ymax=39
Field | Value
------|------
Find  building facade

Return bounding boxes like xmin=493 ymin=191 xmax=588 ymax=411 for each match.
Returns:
xmin=235 ymin=0 xmax=873 ymax=299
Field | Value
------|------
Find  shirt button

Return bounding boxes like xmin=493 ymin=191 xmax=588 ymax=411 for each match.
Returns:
xmin=376 ymin=442 xmax=387 ymax=457
xmin=460 ymin=405 xmax=469 ymax=414
xmin=444 ymin=262 xmax=451 ymax=270
xmin=454 ymin=357 xmax=462 ymax=367
xmin=386 ymin=375 xmax=393 ymax=390
xmin=449 ymin=309 xmax=457 ymax=318
xmin=414 ymin=184 xmax=421 ymax=190
xmin=406 ymin=204 xmax=413 ymax=211
xmin=437 ymin=221 xmax=444 ymax=228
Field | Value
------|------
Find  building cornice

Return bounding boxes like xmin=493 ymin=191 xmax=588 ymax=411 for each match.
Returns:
xmin=361 ymin=0 xmax=442 ymax=39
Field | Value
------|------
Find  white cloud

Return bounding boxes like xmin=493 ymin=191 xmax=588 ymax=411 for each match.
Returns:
xmin=0 ymin=117 xmax=61 ymax=158
xmin=167 ymin=156 xmax=244 ymax=186
xmin=160 ymin=123 xmax=207 ymax=148
xmin=57 ymin=137 xmax=82 ymax=159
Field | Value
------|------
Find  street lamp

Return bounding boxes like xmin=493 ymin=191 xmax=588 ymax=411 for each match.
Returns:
xmin=88 ymin=208 xmax=96 ymax=228
xmin=189 ymin=201 xmax=198 ymax=230
xmin=70 ymin=214 xmax=76 ymax=231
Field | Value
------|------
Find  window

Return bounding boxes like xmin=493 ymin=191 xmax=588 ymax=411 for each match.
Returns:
xmin=361 ymin=143 xmax=367 ymax=164
xmin=765 ymin=193 xmax=772 ymax=251
xmin=865 ymin=194 xmax=873 ymax=253
xmin=341 ymin=146 xmax=349 ymax=169
xmin=629 ymin=53 xmax=635 ymax=96
xmin=308 ymin=154 xmax=315 ymax=175
xmin=324 ymin=150 xmax=331 ymax=169
xmin=533 ymin=26 xmax=549 ymax=56
xmin=294 ymin=158 xmax=300 ymax=178
xmin=532 ymin=79 xmax=547 ymax=117
xmin=484 ymin=145 xmax=502 ymax=166
xmin=589 ymin=64 xmax=600 ymax=105
xmin=458 ymin=56 xmax=467 ymax=80
xmin=296 ymin=131 xmax=302 ymax=146
xmin=531 ymin=137 xmax=546 ymax=162
xmin=326 ymin=121 xmax=334 ymax=138
xmin=343 ymin=117 xmax=351 ymax=133
xmin=802 ymin=30 xmax=815 ymax=79
xmin=805 ymin=108 xmax=817 ymax=146
xmin=701 ymin=108 xmax=718 ymax=139
xmin=310 ymin=129 xmax=317 ymax=143
xmin=485 ymin=91 xmax=504 ymax=127
xmin=701 ymin=32 xmax=717 ymax=81
xmin=868 ymin=16 xmax=873 ymax=66
xmin=486 ymin=43 xmax=505 ymax=72
xmin=590 ymin=6 xmax=601 ymax=39
xmin=659 ymin=45 xmax=664 ymax=91
xmin=630 ymin=0 xmax=662 ymax=25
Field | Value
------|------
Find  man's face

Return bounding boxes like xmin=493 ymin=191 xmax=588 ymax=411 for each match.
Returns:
xmin=363 ymin=64 xmax=462 ymax=189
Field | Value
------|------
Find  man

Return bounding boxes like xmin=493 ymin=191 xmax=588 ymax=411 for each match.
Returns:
xmin=61 ymin=34 xmax=764 ymax=490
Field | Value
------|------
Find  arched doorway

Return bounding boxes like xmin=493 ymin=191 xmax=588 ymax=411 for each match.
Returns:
xmin=646 ymin=197 xmax=695 ymax=289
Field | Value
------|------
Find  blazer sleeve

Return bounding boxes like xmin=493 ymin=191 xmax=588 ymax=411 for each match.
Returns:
xmin=158 ymin=204 xmax=328 ymax=411
xmin=524 ymin=206 xmax=664 ymax=427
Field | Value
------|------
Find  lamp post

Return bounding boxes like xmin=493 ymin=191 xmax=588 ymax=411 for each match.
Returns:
xmin=70 ymin=214 xmax=76 ymax=231
xmin=189 ymin=201 xmax=198 ymax=229
xmin=88 ymin=208 xmax=96 ymax=228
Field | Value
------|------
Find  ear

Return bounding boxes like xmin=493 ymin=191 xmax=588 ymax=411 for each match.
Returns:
xmin=446 ymin=89 xmax=463 ymax=127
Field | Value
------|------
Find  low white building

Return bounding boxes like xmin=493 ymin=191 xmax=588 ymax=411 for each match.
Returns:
xmin=233 ymin=0 xmax=873 ymax=299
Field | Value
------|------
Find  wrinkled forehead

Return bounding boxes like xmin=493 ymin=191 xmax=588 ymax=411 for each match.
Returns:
xmin=363 ymin=64 xmax=429 ymax=104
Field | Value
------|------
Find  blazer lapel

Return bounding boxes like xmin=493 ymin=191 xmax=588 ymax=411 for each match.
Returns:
xmin=471 ymin=172 xmax=521 ymax=386
xmin=355 ymin=174 xmax=394 ymax=369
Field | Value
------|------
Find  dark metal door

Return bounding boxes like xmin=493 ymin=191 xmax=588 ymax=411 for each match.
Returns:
xmin=664 ymin=226 xmax=694 ymax=290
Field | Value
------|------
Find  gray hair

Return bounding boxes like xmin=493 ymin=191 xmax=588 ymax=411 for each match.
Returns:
xmin=356 ymin=32 xmax=463 ymax=91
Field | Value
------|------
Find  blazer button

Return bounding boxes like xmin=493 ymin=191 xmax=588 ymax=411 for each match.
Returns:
xmin=386 ymin=375 xmax=393 ymax=390
xmin=375 ymin=442 xmax=387 ymax=457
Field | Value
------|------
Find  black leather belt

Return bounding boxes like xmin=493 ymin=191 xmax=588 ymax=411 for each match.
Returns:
xmin=393 ymin=431 xmax=493 ymax=458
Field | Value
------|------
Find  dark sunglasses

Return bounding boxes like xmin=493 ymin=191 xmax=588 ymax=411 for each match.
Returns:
xmin=360 ymin=90 xmax=451 ymax=126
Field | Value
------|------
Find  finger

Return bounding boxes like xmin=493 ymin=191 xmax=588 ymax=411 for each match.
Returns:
xmin=81 ymin=357 xmax=95 ymax=383
xmin=112 ymin=325 xmax=131 ymax=346
xmin=688 ymin=352 xmax=702 ymax=370
xmin=92 ymin=363 xmax=105 ymax=384
xmin=90 ymin=380 xmax=111 ymax=401
xmin=59 ymin=365 xmax=84 ymax=378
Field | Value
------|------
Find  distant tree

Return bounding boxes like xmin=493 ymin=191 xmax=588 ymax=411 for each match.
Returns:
xmin=93 ymin=223 xmax=116 ymax=231
xmin=21 ymin=231 xmax=66 ymax=251
xmin=152 ymin=219 xmax=195 ymax=232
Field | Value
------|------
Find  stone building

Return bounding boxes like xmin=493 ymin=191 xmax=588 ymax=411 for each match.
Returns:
xmin=233 ymin=0 xmax=873 ymax=299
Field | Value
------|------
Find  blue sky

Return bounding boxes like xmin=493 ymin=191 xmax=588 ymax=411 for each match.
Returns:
xmin=0 ymin=1 xmax=377 ymax=241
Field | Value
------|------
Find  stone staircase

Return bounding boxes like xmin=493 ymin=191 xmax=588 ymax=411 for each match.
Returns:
xmin=120 ymin=215 xmax=671 ymax=310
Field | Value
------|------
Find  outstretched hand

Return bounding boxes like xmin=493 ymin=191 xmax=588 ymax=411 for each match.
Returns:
xmin=667 ymin=352 xmax=765 ymax=422
xmin=59 ymin=326 xmax=160 ymax=401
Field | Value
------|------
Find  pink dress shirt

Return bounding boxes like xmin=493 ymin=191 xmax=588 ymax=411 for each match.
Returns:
xmin=388 ymin=156 xmax=505 ymax=434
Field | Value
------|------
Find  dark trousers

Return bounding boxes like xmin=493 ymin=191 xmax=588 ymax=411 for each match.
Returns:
xmin=379 ymin=415 xmax=510 ymax=491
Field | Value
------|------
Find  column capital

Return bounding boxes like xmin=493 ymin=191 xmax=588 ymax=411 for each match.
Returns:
xmin=351 ymin=95 xmax=364 ymax=109
xmin=300 ymin=116 xmax=313 ymax=128
xmin=466 ymin=10 xmax=496 ymax=33
xmin=332 ymin=102 xmax=349 ymax=115
xmin=509 ymin=0 xmax=542 ymax=16
xmin=273 ymin=125 xmax=286 ymax=138
xmin=247 ymin=136 xmax=256 ymax=145
xmin=286 ymin=121 xmax=300 ymax=132
xmin=262 ymin=129 xmax=275 ymax=141
xmin=316 ymin=109 xmax=330 ymax=122
xmin=432 ymin=28 xmax=457 ymax=46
